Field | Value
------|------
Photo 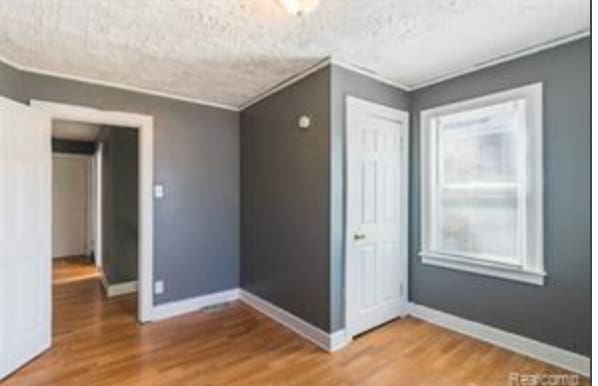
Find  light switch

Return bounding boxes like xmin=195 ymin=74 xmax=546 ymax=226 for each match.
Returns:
xmin=154 ymin=184 xmax=164 ymax=199
xmin=154 ymin=281 xmax=164 ymax=294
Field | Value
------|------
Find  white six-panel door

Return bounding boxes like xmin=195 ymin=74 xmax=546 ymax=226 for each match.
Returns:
xmin=345 ymin=96 xmax=409 ymax=337
xmin=0 ymin=96 xmax=51 ymax=379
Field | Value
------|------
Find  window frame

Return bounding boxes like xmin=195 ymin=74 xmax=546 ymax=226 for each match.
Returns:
xmin=419 ymin=83 xmax=545 ymax=286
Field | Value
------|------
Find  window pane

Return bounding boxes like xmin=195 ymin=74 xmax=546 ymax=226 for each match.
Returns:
xmin=436 ymin=188 xmax=519 ymax=262
xmin=438 ymin=101 xmax=522 ymax=185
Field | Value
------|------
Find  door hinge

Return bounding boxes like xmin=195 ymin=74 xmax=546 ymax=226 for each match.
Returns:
xmin=400 ymin=282 xmax=405 ymax=297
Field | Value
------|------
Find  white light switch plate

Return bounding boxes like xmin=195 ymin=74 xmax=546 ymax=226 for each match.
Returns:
xmin=154 ymin=281 xmax=164 ymax=294
xmin=154 ymin=184 xmax=164 ymax=199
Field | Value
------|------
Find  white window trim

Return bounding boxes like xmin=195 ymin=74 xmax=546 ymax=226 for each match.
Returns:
xmin=419 ymin=83 xmax=545 ymax=286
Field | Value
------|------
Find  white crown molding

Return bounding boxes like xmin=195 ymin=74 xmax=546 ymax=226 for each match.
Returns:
xmin=238 ymin=57 xmax=332 ymax=111
xmin=239 ymin=290 xmax=351 ymax=352
xmin=408 ymin=303 xmax=590 ymax=377
xmin=150 ymin=288 xmax=240 ymax=321
xmin=409 ymin=30 xmax=590 ymax=90
xmin=238 ymin=56 xmax=412 ymax=111
xmin=1 ymin=30 xmax=589 ymax=112
xmin=0 ymin=54 xmax=240 ymax=112
xmin=329 ymin=58 xmax=412 ymax=91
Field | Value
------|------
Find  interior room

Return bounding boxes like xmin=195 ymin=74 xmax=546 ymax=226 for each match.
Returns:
xmin=0 ymin=1 xmax=591 ymax=385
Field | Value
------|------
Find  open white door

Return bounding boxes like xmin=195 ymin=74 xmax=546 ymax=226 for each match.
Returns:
xmin=345 ymin=96 xmax=409 ymax=337
xmin=0 ymin=96 xmax=51 ymax=379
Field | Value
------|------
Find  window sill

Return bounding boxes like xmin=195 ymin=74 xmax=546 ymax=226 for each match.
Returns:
xmin=419 ymin=252 xmax=546 ymax=286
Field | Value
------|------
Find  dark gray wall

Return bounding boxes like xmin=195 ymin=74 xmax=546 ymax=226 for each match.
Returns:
xmin=52 ymin=139 xmax=95 ymax=155
xmin=410 ymin=38 xmax=590 ymax=356
xmin=0 ymin=62 xmax=240 ymax=304
xmin=0 ymin=61 xmax=23 ymax=101
xmin=240 ymin=65 xmax=410 ymax=332
xmin=241 ymin=67 xmax=332 ymax=331
xmin=328 ymin=65 xmax=410 ymax=331
xmin=100 ymin=126 xmax=139 ymax=284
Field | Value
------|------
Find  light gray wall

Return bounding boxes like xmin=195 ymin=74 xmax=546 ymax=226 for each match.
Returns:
xmin=409 ymin=38 xmax=590 ymax=356
xmin=241 ymin=67 xmax=332 ymax=331
xmin=100 ymin=126 xmax=139 ymax=284
xmin=329 ymin=64 xmax=410 ymax=331
xmin=0 ymin=62 xmax=240 ymax=304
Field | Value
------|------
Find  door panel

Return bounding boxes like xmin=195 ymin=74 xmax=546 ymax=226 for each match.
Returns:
xmin=0 ymin=96 xmax=51 ymax=380
xmin=346 ymin=97 xmax=408 ymax=337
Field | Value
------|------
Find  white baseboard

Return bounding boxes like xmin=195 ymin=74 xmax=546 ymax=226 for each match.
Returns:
xmin=151 ymin=288 xmax=240 ymax=321
xmin=239 ymin=290 xmax=350 ymax=352
xmin=408 ymin=303 xmax=590 ymax=377
xmin=100 ymin=273 xmax=137 ymax=298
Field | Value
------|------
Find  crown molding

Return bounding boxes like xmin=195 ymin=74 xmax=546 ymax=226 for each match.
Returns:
xmin=328 ymin=58 xmax=412 ymax=91
xmin=1 ymin=29 xmax=589 ymax=112
xmin=0 ymin=54 xmax=240 ymax=112
xmin=409 ymin=30 xmax=590 ymax=90
xmin=238 ymin=57 xmax=332 ymax=111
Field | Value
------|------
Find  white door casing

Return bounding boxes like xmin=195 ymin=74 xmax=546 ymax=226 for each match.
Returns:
xmin=0 ymin=96 xmax=52 ymax=379
xmin=30 ymin=100 xmax=154 ymax=323
xmin=345 ymin=96 xmax=409 ymax=337
xmin=93 ymin=143 xmax=103 ymax=268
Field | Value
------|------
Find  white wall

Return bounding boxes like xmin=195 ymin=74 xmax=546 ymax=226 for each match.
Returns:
xmin=52 ymin=153 xmax=90 ymax=258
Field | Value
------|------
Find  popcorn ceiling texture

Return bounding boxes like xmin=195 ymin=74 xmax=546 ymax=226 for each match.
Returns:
xmin=0 ymin=0 xmax=589 ymax=108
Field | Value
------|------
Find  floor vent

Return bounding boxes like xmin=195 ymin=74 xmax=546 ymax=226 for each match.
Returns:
xmin=201 ymin=302 xmax=232 ymax=314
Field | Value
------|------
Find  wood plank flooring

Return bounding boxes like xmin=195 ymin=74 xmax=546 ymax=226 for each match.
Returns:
xmin=4 ymin=272 xmax=588 ymax=385
xmin=53 ymin=256 xmax=100 ymax=285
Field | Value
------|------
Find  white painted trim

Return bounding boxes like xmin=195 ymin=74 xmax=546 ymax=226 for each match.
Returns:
xmin=151 ymin=288 xmax=240 ymax=321
xmin=421 ymin=253 xmax=545 ymax=285
xmin=0 ymin=30 xmax=588 ymax=111
xmin=239 ymin=57 xmax=411 ymax=111
xmin=93 ymin=144 xmax=103 ymax=269
xmin=344 ymin=96 xmax=410 ymax=338
xmin=409 ymin=30 xmax=590 ymax=90
xmin=330 ymin=58 xmax=411 ymax=91
xmin=100 ymin=274 xmax=137 ymax=298
xmin=30 ymin=100 xmax=155 ymax=323
xmin=235 ymin=29 xmax=590 ymax=108
xmin=0 ymin=54 xmax=239 ymax=112
xmin=419 ymin=83 xmax=544 ymax=285
xmin=408 ymin=303 xmax=590 ymax=377
xmin=240 ymin=290 xmax=350 ymax=352
xmin=238 ymin=57 xmax=331 ymax=110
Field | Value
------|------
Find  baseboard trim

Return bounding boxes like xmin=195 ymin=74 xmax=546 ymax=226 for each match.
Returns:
xmin=100 ymin=274 xmax=137 ymax=298
xmin=151 ymin=288 xmax=240 ymax=322
xmin=408 ymin=303 xmax=590 ymax=377
xmin=239 ymin=290 xmax=350 ymax=352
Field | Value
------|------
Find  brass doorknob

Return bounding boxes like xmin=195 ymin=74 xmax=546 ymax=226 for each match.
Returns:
xmin=353 ymin=233 xmax=366 ymax=241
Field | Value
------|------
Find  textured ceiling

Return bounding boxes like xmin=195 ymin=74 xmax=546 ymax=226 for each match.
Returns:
xmin=0 ymin=0 xmax=590 ymax=109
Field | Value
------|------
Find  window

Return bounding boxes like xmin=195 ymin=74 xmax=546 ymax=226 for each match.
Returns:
xmin=420 ymin=83 xmax=544 ymax=285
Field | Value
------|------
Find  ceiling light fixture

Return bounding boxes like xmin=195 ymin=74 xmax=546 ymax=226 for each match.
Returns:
xmin=278 ymin=0 xmax=320 ymax=16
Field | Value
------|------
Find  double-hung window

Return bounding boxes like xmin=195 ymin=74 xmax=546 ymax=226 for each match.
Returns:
xmin=420 ymin=83 xmax=545 ymax=285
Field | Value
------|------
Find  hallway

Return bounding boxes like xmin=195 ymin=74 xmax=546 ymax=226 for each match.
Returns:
xmin=53 ymin=256 xmax=100 ymax=285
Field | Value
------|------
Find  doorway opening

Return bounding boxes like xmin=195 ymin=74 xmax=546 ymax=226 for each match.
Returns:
xmin=51 ymin=123 xmax=100 ymax=286
xmin=51 ymin=120 xmax=139 ymax=310
xmin=32 ymin=100 xmax=155 ymax=323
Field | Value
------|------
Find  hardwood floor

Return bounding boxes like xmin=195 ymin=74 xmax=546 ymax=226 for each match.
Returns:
xmin=53 ymin=256 xmax=100 ymax=285
xmin=4 ymin=277 xmax=588 ymax=386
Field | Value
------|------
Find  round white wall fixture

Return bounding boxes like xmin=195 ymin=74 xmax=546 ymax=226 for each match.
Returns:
xmin=298 ymin=115 xmax=311 ymax=129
